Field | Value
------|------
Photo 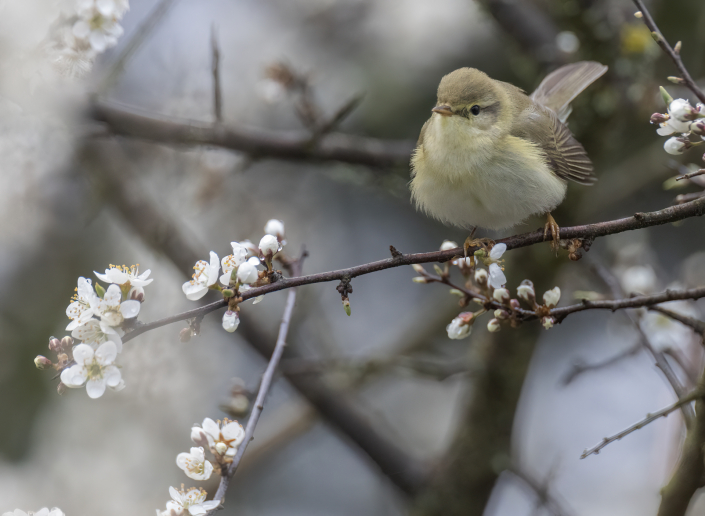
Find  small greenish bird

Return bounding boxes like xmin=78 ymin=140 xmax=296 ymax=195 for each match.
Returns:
xmin=410 ymin=61 xmax=607 ymax=247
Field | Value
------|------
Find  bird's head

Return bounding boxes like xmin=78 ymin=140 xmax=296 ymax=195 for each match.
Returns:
xmin=431 ymin=68 xmax=511 ymax=134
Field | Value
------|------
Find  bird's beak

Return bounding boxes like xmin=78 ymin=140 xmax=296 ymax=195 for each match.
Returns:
xmin=432 ymin=105 xmax=453 ymax=117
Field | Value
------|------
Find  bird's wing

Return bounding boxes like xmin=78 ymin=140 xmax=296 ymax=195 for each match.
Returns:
xmin=512 ymin=106 xmax=597 ymax=185
xmin=530 ymin=61 xmax=607 ymax=122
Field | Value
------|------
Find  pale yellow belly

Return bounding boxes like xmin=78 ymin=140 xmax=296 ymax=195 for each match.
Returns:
xmin=410 ymin=135 xmax=567 ymax=230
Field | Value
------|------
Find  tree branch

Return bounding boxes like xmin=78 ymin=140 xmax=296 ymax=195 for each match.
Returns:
xmin=208 ymin=260 xmax=301 ymax=511
xmin=89 ymin=102 xmax=414 ymax=168
xmin=633 ymin=0 xmax=705 ymax=104
xmin=649 ymin=305 xmax=705 ymax=335
xmin=581 ymin=388 xmax=705 ymax=459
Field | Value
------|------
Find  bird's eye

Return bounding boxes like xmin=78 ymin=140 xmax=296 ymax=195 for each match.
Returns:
xmin=470 ymin=105 xmax=480 ymax=116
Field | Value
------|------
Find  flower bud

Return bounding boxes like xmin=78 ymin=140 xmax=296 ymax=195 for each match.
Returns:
xmin=48 ymin=336 xmax=62 ymax=352
xmin=264 ymin=219 xmax=285 ymax=241
xmin=129 ymin=286 xmax=144 ymax=302
xmin=411 ymin=264 xmax=425 ymax=274
xmin=664 ymin=137 xmax=686 ymax=155
xmin=542 ymin=316 xmax=555 ymax=330
xmin=222 ymin=289 xmax=235 ymax=298
xmin=180 ymin=328 xmax=193 ymax=343
xmin=222 ymin=311 xmax=240 ymax=333
xmin=412 ymin=277 xmax=428 ymax=284
xmin=474 ymin=268 xmax=488 ymax=286
xmin=191 ymin=427 xmax=210 ymax=448
xmin=60 ymin=336 xmax=74 ymax=349
xmin=650 ymin=113 xmax=668 ymax=124
xmin=446 ymin=312 xmax=473 ymax=339
xmin=440 ymin=240 xmax=458 ymax=252
xmin=517 ymin=280 xmax=536 ymax=303
xmin=543 ymin=287 xmax=561 ymax=308
xmin=237 ymin=261 xmax=259 ymax=284
xmin=670 ymin=98 xmax=697 ymax=122
xmin=487 ymin=318 xmax=501 ymax=333
xmin=691 ymin=120 xmax=705 ymax=136
xmin=215 ymin=442 xmax=228 ymax=455
xmin=259 ymin=234 xmax=280 ymax=258
xmin=34 ymin=355 xmax=52 ymax=370
xmin=94 ymin=283 xmax=106 ymax=298
xmin=494 ymin=308 xmax=509 ymax=320
xmin=493 ymin=288 xmax=510 ymax=303
xmin=509 ymin=299 xmax=521 ymax=311
xmin=343 ymin=298 xmax=351 ymax=316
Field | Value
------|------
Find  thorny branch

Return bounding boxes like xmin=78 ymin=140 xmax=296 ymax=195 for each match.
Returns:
xmin=581 ymin=388 xmax=705 ymax=459
xmin=122 ymin=196 xmax=705 ymax=345
xmin=633 ymin=0 xmax=705 ymax=105
xmin=208 ymin=258 xmax=302 ymax=513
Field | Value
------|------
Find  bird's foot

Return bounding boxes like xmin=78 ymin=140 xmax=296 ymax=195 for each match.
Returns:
xmin=543 ymin=213 xmax=561 ymax=253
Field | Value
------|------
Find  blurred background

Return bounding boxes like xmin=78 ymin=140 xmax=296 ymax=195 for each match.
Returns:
xmin=1 ymin=0 xmax=705 ymax=514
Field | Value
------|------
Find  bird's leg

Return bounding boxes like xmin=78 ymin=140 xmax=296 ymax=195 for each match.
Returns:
xmin=464 ymin=227 xmax=495 ymax=257
xmin=543 ymin=213 xmax=561 ymax=253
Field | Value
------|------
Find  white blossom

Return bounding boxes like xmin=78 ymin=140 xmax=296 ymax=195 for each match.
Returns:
xmin=94 ymin=265 xmax=153 ymax=287
xmin=620 ymin=265 xmax=658 ymax=294
xmin=446 ymin=313 xmax=473 ymax=339
xmin=543 ymin=287 xmax=561 ymax=308
xmin=66 ymin=277 xmax=99 ymax=331
xmin=162 ymin=486 xmax=220 ymax=516
xmin=664 ymin=137 xmax=686 ymax=155
xmin=89 ymin=284 xmax=141 ymax=327
xmin=440 ymin=240 xmax=457 ymax=252
xmin=219 ymin=242 xmax=248 ymax=285
xmin=59 ymin=342 xmax=122 ymax=398
xmin=176 ymin=447 xmax=213 ymax=481
xmin=183 ymin=252 xmax=220 ymax=300
xmin=474 ymin=268 xmax=488 ymax=285
xmin=222 ymin=311 xmax=240 ymax=333
xmin=264 ymin=219 xmax=285 ymax=241
xmin=542 ymin=316 xmax=555 ymax=329
xmin=669 ymin=98 xmax=697 ymax=122
xmin=488 ymin=263 xmax=506 ymax=289
xmin=656 ymin=116 xmax=692 ymax=136
xmin=73 ymin=0 xmax=128 ymax=53
xmin=3 ymin=509 xmax=64 ymax=516
xmin=259 ymin=234 xmax=281 ymax=258
xmin=517 ymin=281 xmax=535 ymax=302
xmin=71 ymin=319 xmax=124 ymax=352
xmin=236 ymin=257 xmax=260 ymax=285
xmin=194 ymin=417 xmax=246 ymax=457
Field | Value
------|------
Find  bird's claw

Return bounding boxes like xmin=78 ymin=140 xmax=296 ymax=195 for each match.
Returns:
xmin=543 ymin=213 xmax=561 ymax=254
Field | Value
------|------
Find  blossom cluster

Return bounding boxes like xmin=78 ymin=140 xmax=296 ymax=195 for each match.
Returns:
xmin=36 ymin=265 xmax=152 ymax=398
xmin=47 ymin=0 xmax=130 ymax=77
xmin=181 ymin=219 xmax=286 ymax=336
xmin=3 ymin=509 xmax=63 ymax=516
xmin=156 ymin=417 xmax=246 ymax=515
xmin=651 ymin=88 xmax=705 ymax=156
xmin=411 ymin=240 xmax=561 ymax=339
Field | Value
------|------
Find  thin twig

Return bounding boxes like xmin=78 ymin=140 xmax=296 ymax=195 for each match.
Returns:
xmin=96 ymin=0 xmax=179 ymax=94
xmin=211 ymin=25 xmax=223 ymax=124
xmin=507 ymin=465 xmax=576 ymax=516
xmin=561 ymin=342 xmax=642 ymax=386
xmin=591 ymin=262 xmax=695 ymax=425
xmin=208 ymin=259 xmax=301 ymax=511
xmin=581 ymin=388 xmax=705 ymax=458
xmin=633 ymin=0 xmax=705 ymax=104
xmin=649 ymin=305 xmax=705 ymax=335
xmin=676 ymin=169 xmax=705 ymax=181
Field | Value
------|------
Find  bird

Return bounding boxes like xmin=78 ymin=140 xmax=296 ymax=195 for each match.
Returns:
xmin=410 ymin=61 xmax=607 ymax=251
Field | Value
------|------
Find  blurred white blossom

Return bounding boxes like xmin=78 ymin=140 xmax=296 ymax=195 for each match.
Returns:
xmin=222 ymin=310 xmax=240 ymax=333
xmin=447 ymin=313 xmax=473 ymax=339
xmin=193 ymin=417 xmax=246 ymax=457
xmin=543 ymin=287 xmax=561 ymax=308
xmin=71 ymin=319 xmax=124 ymax=352
xmin=264 ymin=219 xmax=286 ymax=242
xmin=94 ymin=265 xmax=152 ymax=288
xmin=259 ymin=234 xmax=281 ymax=258
xmin=160 ymin=486 xmax=220 ymax=516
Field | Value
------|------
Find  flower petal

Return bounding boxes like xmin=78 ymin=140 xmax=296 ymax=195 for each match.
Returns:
xmin=86 ymin=377 xmax=107 ymax=398
xmin=488 ymin=263 xmax=506 ymax=289
xmin=182 ymin=282 xmax=207 ymax=301
xmin=95 ymin=341 xmax=117 ymax=365
xmin=103 ymin=365 xmax=122 ymax=387
xmin=73 ymin=343 xmax=94 ymax=365
xmin=120 ymin=300 xmax=141 ymax=319
xmin=489 ymin=243 xmax=506 ymax=260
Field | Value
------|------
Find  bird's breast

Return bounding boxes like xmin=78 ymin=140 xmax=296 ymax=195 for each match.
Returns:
xmin=410 ymin=117 xmax=567 ymax=230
